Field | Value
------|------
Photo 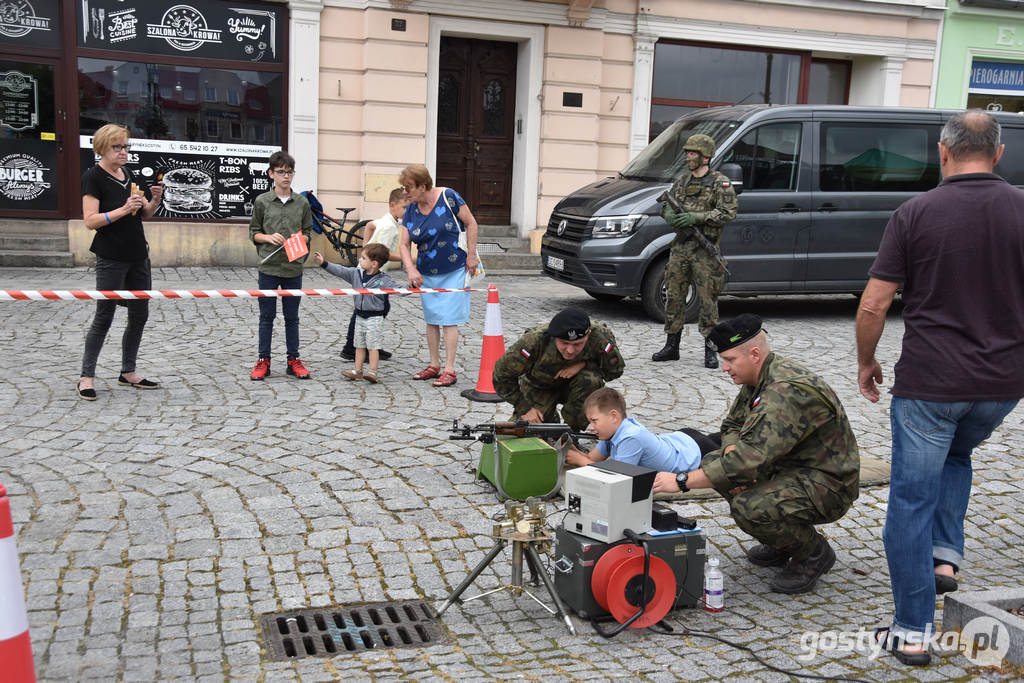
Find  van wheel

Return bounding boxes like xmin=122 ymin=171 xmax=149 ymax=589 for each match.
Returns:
xmin=585 ymin=290 xmax=626 ymax=303
xmin=641 ymin=258 xmax=700 ymax=324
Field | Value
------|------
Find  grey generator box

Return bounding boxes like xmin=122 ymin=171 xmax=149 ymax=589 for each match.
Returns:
xmin=552 ymin=526 xmax=706 ymax=620
xmin=562 ymin=461 xmax=655 ymax=543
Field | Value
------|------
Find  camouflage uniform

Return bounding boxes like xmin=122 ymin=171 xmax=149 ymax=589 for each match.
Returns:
xmin=664 ymin=170 xmax=738 ymax=335
xmin=701 ymin=353 xmax=860 ymax=561
xmin=492 ymin=323 xmax=624 ymax=431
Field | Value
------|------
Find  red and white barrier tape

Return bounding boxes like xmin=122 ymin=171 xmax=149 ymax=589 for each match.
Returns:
xmin=0 ymin=287 xmax=480 ymax=302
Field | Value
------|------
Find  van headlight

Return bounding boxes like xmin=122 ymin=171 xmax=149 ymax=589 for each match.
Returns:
xmin=589 ymin=214 xmax=646 ymax=239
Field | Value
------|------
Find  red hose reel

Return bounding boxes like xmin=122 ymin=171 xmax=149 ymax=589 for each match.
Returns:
xmin=590 ymin=543 xmax=677 ymax=628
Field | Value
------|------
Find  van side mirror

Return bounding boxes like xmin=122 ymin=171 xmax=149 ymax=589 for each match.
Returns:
xmin=719 ymin=162 xmax=744 ymax=196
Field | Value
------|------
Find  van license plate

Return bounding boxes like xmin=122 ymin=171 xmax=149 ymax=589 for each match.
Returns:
xmin=547 ymin=256 xmax=564 ymax=271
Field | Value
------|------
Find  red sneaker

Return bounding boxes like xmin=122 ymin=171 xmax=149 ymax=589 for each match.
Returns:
xmin=287 ymin=357 xmax=311 ymax=379
xmin=250 ymin=358 xmax=271 ymax=381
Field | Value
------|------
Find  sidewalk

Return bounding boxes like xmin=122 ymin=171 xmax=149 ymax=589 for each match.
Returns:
xmin=0 ymin=266 xmax=1021 ymax=681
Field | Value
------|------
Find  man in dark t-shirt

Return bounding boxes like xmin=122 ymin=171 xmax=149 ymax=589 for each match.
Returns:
xmin=855 ymin=111 xmax=1024 ymax=667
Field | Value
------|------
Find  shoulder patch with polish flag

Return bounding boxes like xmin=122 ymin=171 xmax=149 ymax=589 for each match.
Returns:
xmin=604 ymin=342 xmax=612 ymax=353
xmin=751 ymin=395 xmax=761 ymax=407
xmin=520 ymin=348 xmax=531 ymax=358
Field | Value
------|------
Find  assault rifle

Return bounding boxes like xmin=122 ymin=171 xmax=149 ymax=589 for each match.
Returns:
xmin=449 ymin=420 xmax=594 ymax=445
xmin=658 ymin=190 xmax=731 ymax=276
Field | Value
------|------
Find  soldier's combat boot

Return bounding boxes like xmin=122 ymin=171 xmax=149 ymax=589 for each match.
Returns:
xmin=704 ymin=339 xmax=719 ymax=369
xmin=769 ymin=533 xmax=836 ymax=594
xmin=746 ymin=544 xmax=791 ymax=567
xmin=652 ymin=333 xmax=681 ymax=362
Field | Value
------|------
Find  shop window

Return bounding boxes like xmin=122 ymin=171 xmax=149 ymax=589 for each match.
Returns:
xmin=819 ymin=123 xmax=940 ymax=192
xmin=649 ymin=42 xmax=850 ymax=140
xmin=77 ymin=58 xmax=283 ymax=145
xmin=807 ymin=60 xmax=850 ymax=105
xmin=721 ymin=123 xmax=802 ymax=191
xmin=650 ymin=42 xmax=801 ymax=139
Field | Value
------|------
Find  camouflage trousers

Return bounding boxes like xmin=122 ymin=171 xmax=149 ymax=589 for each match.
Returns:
xmin=663 ymin=240 xmax=727 ymax=337
xmin=709 ymin=465 xmax=853 ymax=561
xmin=511 ymin=369 xmax=607 ymax=432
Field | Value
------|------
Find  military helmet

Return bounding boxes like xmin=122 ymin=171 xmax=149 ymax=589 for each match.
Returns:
xmin=683 ymin=134 xmax=716 ymax=159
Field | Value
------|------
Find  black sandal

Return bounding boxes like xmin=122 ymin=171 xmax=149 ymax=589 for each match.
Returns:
xmin=118 ymin=374 xmax=160 ymax=389
xmin=76 ymin=380 xmax=97 ymax=401
xmin=935 ymin=573 xmax=958 ymax=594
xmin=934 ymin=562 xmax=958 ymax=594
xmin=874 ymin=627 xmax=931 ymax=666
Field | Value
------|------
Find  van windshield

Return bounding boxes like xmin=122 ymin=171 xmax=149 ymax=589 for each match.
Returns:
xmin=621 ymin=118 xmax=740 ymax=181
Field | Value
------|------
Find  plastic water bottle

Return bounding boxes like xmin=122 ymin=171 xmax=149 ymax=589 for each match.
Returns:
xmin=704 ymin=557 xmax=724 ymax=612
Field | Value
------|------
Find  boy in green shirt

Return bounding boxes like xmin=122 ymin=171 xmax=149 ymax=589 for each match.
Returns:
xmin=249 ymin=151 xmax=313 ymax=380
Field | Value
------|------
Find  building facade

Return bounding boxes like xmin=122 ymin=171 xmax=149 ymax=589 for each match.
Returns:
xmin=933 ymin=0 xmax=1024 ymax=112
xmin=0 ymin=0 xmax=944 ymax=265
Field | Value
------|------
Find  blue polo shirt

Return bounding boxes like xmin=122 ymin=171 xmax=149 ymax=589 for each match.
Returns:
xmin=595 ymin=417 xmax=701 ymax=474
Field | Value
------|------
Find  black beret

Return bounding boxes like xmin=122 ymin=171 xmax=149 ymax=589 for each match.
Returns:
xmin=548 ymin=307 xmax=591 ymax=341
xmin=707 ymin=314 xmax=763 ymax=353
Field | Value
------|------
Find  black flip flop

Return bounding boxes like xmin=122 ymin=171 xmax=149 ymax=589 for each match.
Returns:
xmin=874 ymin=627 xmax=931 ymax=666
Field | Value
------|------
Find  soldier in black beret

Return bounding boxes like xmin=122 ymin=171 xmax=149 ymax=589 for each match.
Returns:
xmin=492 ymin=307 xmax=625 ymax=431
xmin=653 ymin=314 xmax=860 ymax=594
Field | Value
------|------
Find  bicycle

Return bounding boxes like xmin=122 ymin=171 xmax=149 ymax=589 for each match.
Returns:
xmin=302 ymin=191 xmax=371 ymax=267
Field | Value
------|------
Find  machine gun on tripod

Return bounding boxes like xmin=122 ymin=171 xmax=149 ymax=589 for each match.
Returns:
xmin=449 ymin=420 xmax=596 ymax=501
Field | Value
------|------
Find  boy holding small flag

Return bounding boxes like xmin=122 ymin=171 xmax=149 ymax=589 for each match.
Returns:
xmin=249 ymin=150 xmax=313 ymax=380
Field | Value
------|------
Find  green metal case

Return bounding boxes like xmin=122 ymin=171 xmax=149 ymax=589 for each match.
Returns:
xmin=477 ymin=435 xmax=561 ymax=500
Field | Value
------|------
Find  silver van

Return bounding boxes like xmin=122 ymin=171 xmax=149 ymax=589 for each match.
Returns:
xmin=541 ymin=105 xmax=1024 ymax=321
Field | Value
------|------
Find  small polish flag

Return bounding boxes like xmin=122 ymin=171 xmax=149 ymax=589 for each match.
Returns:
xmin=520 ymin=348 xmax=531 ymax=358
xmin=604 ymin=342 xmax=612 ymax=353
xmin=284 ymin=232 xmax=309 ymax=261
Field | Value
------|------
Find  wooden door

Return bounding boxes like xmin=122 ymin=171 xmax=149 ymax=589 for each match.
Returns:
xmin=436 ymin=37 xmax=516 ymax=224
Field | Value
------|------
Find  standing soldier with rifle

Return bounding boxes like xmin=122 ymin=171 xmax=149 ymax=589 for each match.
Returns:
xmin=653 ymin=134 xmax=738 ymax=368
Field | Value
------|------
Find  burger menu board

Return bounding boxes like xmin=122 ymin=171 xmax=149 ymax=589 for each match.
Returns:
xmin=80 ymin=136 xmax=278 ymax=220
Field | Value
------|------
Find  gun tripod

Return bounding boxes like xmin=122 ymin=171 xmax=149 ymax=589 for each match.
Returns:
xmin=433 ymin=499 xmax=577 ymax=635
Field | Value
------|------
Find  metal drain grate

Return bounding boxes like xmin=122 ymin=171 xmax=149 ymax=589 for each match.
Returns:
xmin=260 ymin=600 xmax=449 ymax=661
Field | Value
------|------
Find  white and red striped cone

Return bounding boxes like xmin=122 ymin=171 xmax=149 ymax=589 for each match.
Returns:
xmin=0 ymin=483 xmax=35 ymax=683
xmin=461 ymin=284 xmax=506 ymax=403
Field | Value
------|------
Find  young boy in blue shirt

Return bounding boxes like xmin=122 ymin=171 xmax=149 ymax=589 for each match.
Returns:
xmin=565 ymin=387 xmax=703 ymax=474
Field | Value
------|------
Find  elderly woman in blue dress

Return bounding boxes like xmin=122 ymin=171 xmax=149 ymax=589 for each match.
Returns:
xmin=398 ymin=164 xmax=479 ymax=387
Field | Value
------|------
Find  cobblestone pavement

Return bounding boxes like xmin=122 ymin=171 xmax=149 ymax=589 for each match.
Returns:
xmin=1 ymin=266 xmax=1021 ymax=682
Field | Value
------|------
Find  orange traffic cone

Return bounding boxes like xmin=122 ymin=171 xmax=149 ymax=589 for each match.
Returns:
xmin=461 ymin=284 xmax=506 ymax=403
xmin=0 ymin=483 xmax=35 ymax=683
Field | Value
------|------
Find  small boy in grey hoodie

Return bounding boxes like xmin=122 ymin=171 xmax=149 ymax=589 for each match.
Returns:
xmin=313 ymin=243 xmax=399 ymax=383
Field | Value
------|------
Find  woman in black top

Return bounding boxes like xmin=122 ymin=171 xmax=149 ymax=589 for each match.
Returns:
xmin=77 ymin=124 xmax=163 ymax=400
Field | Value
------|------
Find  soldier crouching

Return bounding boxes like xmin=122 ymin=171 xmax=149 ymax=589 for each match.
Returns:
xmin=653 ymin=314 xmax=860 ymax=594
xmin=492 ymin=307 xmax=624 ymax=432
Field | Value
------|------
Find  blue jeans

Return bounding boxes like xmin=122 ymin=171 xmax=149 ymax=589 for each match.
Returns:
xmin=884 ymin=397 xmax=1018 ymax=643
xmin=257 ymin=272 xmax=302 ymax=359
